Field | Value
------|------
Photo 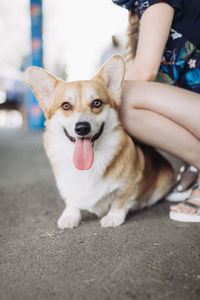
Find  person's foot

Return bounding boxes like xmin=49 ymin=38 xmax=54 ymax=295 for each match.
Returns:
xmin=169 ymin=181 xmax=200 ymax=222
xmin=166 ymin=165 xmax=198 ymax=202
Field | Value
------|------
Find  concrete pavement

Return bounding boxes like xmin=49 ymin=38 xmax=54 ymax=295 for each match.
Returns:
xmin=0 ymin=129 xmax=200 ymax=300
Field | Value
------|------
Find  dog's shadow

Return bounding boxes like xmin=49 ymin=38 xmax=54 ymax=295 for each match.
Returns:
xmin=80 ymin=198 xmax=169 ymax=225
xmin=127 ymin=199 xmax=169 ymax=222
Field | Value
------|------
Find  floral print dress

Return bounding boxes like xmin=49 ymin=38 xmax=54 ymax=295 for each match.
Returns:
xmin=112 ymin=0 xmax=200 ymax=93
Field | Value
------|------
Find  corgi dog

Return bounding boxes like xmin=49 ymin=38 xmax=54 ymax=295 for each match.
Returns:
xmin=26 ymin=55 xmax=174 ymax=229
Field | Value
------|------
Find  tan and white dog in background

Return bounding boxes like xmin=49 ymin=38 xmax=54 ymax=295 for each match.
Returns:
xmin=26 ymin=55 xmax=174 ymax=229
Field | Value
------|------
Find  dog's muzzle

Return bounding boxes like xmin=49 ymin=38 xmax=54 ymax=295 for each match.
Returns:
xmin=63 ymin=122 xmax=105 ymax=145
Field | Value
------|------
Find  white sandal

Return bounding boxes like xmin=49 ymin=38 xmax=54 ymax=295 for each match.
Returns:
xmin=166 ymin=165 xmax=198 ymax=202
xmin=169 ymin=183 xmax=200 ymax=222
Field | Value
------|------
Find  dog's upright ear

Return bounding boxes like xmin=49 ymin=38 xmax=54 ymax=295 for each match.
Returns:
xmin=94 ymin=55 xmax=126 ymax=105
xmin=25 ymin=67 xmax=58 ymax=114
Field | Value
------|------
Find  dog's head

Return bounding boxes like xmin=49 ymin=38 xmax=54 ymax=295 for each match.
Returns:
xmin=26 ymin=55 xmax=126 ymax=170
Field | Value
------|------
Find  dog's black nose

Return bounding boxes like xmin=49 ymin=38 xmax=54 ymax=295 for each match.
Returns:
xmin=75 ymin=122 xmax=91 ymax=136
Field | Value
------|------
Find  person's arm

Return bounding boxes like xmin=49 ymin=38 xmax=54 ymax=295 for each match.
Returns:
xmin=125 ymin=2 xmax=175 ymax=81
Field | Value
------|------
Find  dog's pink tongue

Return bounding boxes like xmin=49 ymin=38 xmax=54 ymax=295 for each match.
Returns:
xmin=73 ymin=138 xmax=94 ymax=170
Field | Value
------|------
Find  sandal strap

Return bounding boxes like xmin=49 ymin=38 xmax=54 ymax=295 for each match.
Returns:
xmin=191 ymin=182 xmax=200 ymax=191
xmin=178 ymin=165 xmax=198 ymax=175
xmin=184 ymin=199 xmax=200 ymax=212
xmin=189 ymin=196 xmax=200 ymax=202
xmin=184 ymin=182 xmax=200 ymax=211
xmin=175 ymin=165 xmax=198 ymax=191
xmin=176 ymin=165 xmax=186 ymax=181
xmin=187 ymin=166 xmax=198 ymax=173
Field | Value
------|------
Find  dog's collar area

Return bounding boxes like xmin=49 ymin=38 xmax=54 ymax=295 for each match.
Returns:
xmin=63 ymin=122 xmax=104 ymax=145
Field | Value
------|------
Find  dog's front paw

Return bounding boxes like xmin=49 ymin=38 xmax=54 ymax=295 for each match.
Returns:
xmin=57 ymin=208 xmax=81 ymax=229
xmin=57 ymin=215 xmax=80 ymax=229
xmin=100 ymin=212 xmax=125 ymax=228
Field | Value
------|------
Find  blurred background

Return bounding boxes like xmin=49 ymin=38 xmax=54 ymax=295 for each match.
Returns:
xmin=0 ymin=0 xmax=128 ymax=130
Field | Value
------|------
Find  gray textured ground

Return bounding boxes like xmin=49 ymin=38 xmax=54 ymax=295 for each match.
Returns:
xmin=0 ymin=129 xmax=200 ymax=300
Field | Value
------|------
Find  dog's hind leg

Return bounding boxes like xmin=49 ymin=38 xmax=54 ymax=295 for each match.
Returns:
xmin=100 ymin=188 xmax=138 ymax=228
xmin=147 ymin=167 xmax=175 ymax=207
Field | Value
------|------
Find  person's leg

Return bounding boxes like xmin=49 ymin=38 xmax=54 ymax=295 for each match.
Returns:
xmin=120 ymin=81 xmax=200 ymax=168
xmin=120 ymin=80 xmax=200 ymax=221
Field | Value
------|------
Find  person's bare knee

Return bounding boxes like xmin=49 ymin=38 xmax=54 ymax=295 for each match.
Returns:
xmin=119 ymin=100 xmax=142 ymax=136
xmin=122 ymin=81 xmax=145 ymax=109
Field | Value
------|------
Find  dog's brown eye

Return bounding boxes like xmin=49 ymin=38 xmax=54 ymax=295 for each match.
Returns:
xmin=62 ymin=102 xmax=72 ymax=111
xmin=91 ymin=99 xmax=103 ymax=109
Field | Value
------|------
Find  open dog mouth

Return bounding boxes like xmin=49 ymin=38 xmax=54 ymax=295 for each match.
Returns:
xmin=63 ymin=123 xmax=104 ymax=171
xmin=63 ymin=122 xmax=104 ymax=146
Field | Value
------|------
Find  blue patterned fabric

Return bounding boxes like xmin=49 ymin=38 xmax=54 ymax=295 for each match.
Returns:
xmin=112 ymin=0 xmax=136 ymax=11
xmin=157 ymin=33 xmax=200 ymax=93
xmin=112 ymin=0 xmax=200 ymax=93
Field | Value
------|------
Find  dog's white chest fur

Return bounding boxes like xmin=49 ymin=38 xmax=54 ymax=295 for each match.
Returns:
xmin=45 ymin=128 xmax=123 ymax=215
